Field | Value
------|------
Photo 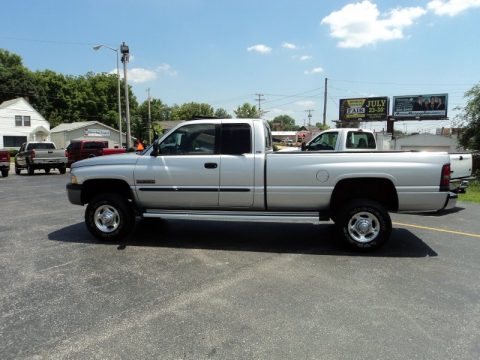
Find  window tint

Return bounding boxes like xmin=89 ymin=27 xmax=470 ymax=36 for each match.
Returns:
xmin=69 ymin=142 xmax=81 ymax=151
xmin=308 ymin=132 xmax=338 ymax=150
xmin=160 ymin=124 xmax=217 ymax=155
xmin=83 ymin=142 xmax=105 ymax=150
xmin=27 ymin=143 xmax=56 ymax=150
xmin=346 ymin=132 xmax=376 ymax=149
xmin=221 ymin=123 xmax=251 ymax=155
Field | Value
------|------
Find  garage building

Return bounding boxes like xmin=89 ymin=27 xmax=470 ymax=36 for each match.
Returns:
xmin=50 ymin=121 xmax=128 ymax=149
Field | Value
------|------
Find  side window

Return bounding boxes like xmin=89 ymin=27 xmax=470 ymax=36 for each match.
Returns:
xmin=160 ymin=124 xmax=217 ymax=155
xmin=221 ymin=123 xmax=251 ymax=155
xmin=346 ymin=132 xmax=376 ymax=149
xmin=264 ymin=122 xmax=272 ymax=150
xmin=309 ymin=132 xmax=338 ymax=150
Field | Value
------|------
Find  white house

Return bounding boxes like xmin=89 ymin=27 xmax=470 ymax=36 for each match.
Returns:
xmin=0 ymin=97 xmax=50 ymax=148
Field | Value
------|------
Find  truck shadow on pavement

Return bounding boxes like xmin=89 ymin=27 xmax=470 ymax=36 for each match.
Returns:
xmin=49 ymin=219 xmax=438 ymax=258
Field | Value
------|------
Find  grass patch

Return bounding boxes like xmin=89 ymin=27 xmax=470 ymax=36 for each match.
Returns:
xmin=459 ymin=180 xmax=480 ymax=204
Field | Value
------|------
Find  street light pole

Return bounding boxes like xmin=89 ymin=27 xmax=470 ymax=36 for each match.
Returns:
xmin=93 ymin=44 xmax=123 ymax=147
xmin=120 ymin=42 xmax=132 ymax=149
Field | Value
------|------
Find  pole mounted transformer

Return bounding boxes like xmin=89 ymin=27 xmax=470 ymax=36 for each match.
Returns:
xmin=120 ymin=42 xmax=132 ymax=149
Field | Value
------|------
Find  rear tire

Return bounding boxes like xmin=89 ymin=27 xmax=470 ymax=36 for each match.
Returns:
xmin=85 ymin=194 xmax=134 ymax=242
xmin=1 ymin=169 xmax=8 ymax=177
xmin=335 ymin=199 xmax=391 ymax=251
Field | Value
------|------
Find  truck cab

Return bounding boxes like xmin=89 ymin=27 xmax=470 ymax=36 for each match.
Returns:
xmin=303 ymin=128 xmax=377 ymax=151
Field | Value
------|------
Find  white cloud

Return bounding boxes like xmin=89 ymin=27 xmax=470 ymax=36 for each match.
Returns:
xmin=427 ymin=0 xmax=480 ymax=16
xmin=247 ymin=44 xmax=272 ymax=54
xmin=282 ymin=42 xmax=297 ymax=49
xmin=299 ymin=55 xmax=312 ymax=61
xmin=321 ymin=1 xmax=426 ymax=48
xmin=156 ymin=63 xmax=178 ymax=76
xmin=304 ymin=67 xmax=324 ymax=75
xmin=295 ymin=100 xmax=316 ymax=107
xmin=109 ymin=63 xmax=178 ymax=84
xmin=127 ymin=68 xmax=157 ymax=83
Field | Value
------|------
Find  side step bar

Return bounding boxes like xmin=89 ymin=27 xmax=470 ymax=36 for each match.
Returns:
xmin=143 ymin=209 xmax=330 ymax=222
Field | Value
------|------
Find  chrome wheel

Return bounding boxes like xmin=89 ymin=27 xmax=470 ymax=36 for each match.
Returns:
xmin=347 ymin=211 xmax=380 ymax=243
xmin=94 ymin=205 xmax=120 ymax=233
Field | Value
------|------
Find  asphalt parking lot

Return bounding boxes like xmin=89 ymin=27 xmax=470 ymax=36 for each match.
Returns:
xmin=1 ymin=169 xmax=479 ymax=359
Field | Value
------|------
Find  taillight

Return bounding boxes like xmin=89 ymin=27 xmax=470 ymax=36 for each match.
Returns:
xmin=440 ymin=164 xmax=450 ymax=190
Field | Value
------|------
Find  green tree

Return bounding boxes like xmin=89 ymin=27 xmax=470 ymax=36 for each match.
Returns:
xmin=214 ymin=107 xmax=232 ymax=119
xmin=270 ymin=114 xmax=299 ymax=131
xmin=0 ymin=49 xmax=40 ymax=106
xmin=315 ymin=122 xmax=330 ymax=131
xmin=170 ymin=102 xmax=214 ymax=120
xmin=234 ymin=103 xmax=258 ymax=118
xmin=136 ymin=98 xmax=170 ymax=143
xmin=458 ymin=83 xmax=480 ymax=150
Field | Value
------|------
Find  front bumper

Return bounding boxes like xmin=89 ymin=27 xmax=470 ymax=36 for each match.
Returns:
xmin=66 ymin=183 xmax=83 ymax=205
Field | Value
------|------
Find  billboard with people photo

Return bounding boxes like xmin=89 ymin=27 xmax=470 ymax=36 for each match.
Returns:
xmin=393 ymin=94 xmax=448 ymax=119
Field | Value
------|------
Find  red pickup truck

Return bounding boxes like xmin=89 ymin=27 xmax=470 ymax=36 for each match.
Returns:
xmin=0 ymin=150 xmax=10 ymax=177
xmin=66 ymin=140 xmax=125 ymax=167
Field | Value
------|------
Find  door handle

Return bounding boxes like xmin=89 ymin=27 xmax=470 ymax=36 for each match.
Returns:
xmin=204 ymin=162 xmax=218 ymax=169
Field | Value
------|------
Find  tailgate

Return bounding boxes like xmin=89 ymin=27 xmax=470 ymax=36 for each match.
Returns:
xmin=450 ymin=153 xmax=472 ymax=179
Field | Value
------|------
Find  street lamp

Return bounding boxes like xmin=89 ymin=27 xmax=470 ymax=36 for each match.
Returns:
xmin=120 ymin=42 xmax=132 ymax=149
xmin=93 ymin=44 xmax=123 ymax=147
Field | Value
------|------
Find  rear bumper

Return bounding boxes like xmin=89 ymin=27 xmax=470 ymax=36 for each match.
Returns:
xmin=442 ymin=192 xmax=458 ymax=211
xmin=0 ymin=161 xmax=10 ymax=170
xmin=66 ymin=183 xmax=83 ymax=205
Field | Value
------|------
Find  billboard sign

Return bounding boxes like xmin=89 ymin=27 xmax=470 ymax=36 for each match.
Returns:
xmin=339 ymin=97 xmax=389 ymax=122
xmin=393 ymin=94 xmax=448 ymax=119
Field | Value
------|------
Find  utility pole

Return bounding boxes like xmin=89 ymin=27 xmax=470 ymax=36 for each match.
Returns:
xmin=323 ymin=77 xmax=328 ymax=127
xmin=147 ymin=88 xmax=152 ymax=144
xmin=255 ymin=93 xmax=265 ymax=117
xmin=305 ymin=109 xmax=314 ymax=128
xmin=120 ymin=42 xmax=132 ymax=149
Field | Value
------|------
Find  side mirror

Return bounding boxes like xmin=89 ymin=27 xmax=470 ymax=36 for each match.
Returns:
xmin=151 ymin=139 xmax=160 ymax=157
xmin=301 ymin=142 xmax=307 ymax=151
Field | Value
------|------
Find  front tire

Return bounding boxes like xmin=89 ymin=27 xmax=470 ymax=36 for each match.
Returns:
xmin=15 ymin=163 xmax=21 ymax=175
xmin=85 ymin=194 xmax=134 ymax=242
xmin=335 ymin=199 xmax=391 ymax=251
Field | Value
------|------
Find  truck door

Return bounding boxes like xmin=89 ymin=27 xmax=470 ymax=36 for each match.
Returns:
xmin=219 ymin=122 xmax=255 ymax=207
xmin=134 ymin=123 xmax=220 ymax=209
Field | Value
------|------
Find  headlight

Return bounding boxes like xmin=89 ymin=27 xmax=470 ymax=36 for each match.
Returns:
xmin=71 ymin=175 xmax=78 ymax=184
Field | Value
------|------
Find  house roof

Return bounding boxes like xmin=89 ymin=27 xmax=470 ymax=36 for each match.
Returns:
xmin=50 ymin=121 xmax=125 ymax=135
xmin=50 ymin=121 xmax=98 ymax=133
xmin=0 ymin=98 xmax=23 ymax=109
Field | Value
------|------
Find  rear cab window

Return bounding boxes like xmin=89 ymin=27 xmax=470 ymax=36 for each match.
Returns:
xmin=26 ymin=143 xmax=56 ymax=150
xmin=346 ymin=132 xmax=376 ymax=149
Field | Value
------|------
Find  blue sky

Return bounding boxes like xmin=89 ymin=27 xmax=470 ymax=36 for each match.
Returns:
xmin=1 ymin=0 xmax=479 ymax=132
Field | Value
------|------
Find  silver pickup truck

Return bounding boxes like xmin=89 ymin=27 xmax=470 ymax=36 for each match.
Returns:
xmin=15 ymin=142 xmax=67 ymax=175
xmin=67 ymin=119 xmax=457 ymax=251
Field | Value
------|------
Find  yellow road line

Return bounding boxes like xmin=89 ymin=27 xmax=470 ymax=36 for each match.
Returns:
xmin=393 ymin=222 xmax=480 ymax=239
